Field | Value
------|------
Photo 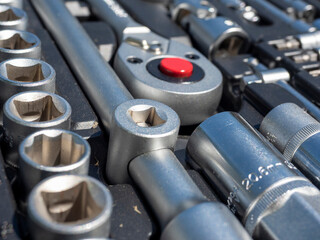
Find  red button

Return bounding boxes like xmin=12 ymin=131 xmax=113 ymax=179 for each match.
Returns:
xmin=159 ymin=58 xmax=193 ymax=78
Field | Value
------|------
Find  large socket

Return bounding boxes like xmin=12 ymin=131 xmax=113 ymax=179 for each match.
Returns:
xmin=260 ymin=103 xmax=320 ymax=188
xmin=27 ymin=175 xmax=113 ymax=240
xmin=0 ymin=58 xmax=55 ymax=113
xmin=0 ymin=29 xmax=41 ymax=61
xmin=0 ymin=5 xmax=27 ymax=30
xmin=187 ymin=112 xmax=320 ymax=239
xmin=3 ymin=91 xmax=71 ymax=167
xmin=19 ymin=129 xmax=90 ymax=197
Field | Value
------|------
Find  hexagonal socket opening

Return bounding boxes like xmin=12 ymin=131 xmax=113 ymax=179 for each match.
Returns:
xmin=128 ymin=105 xmax=166 ymax=127
xmin=13 ymin=96 xmax=63 ymax=122
xmin=0 ymin=33 xmax=34 ymax=49
xmin=215 ymin=36 xmax=245 ymax=58
xmin=25 ymin=132 xmax=85 ymax=167
xmin=6 ymin=63 xmax=45 ymax=82
xmin=0 ymin=9 xmax=20 ymax=21
xmin=41 ymin=182 xmax=102 ymax=223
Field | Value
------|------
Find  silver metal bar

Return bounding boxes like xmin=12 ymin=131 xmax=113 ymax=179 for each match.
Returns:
xmin=30 ymin=0 xmax=133 ymax=130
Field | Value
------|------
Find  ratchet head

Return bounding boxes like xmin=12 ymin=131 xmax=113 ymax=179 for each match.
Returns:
xmin=115 ymin=34 xmax=223 ymax=125
xmin=86 ymin=0 xmax=223 ymax=125
xmin=107 ymin=99 xmax=180 ymax=184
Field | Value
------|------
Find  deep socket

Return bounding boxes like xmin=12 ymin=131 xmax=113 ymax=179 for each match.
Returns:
xmin=27 ymin=175 xmax=113 ymax=240
xmin=3 ymin=91 xmax=71 ymax=167
xmin=19 ymin=129 xmax=90 ymax=197
xmin=0 ymin=58 xmax=55 ymax=112
xmin=187 ymin=112 xmax=320 ymax=239
xmin=0 ymin=29 xmax=41 ymax=61
xmin=0 ymin=5 xmax=27 ymax=30
xmin=260 ymin=103 xmax=320 ymax=189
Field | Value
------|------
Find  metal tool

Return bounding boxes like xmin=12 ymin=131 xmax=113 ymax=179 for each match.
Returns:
xmin=31 ymin=0 xmax=132 ymax=131
xmin=110 ymin=99 xmax=251 ymax=239
xmin=0 ymin=0 xmax=22 ymax=8
xmin=239 ymin=56 xmax=320 ymax=121
xmin=260 ymin=103 xmax=320 ymax=189
xmin=19 ymin=129 xmax=90 ymax=197
xmin=130 ymin=150 xmax=252 ymax=240
xmin=271 ymin=31 xmax=320 ymax=51
xmin=0 ymin=5 xmax=27 ymax=30
xmin=169 ymin=0 xmax=250 ymax=59
xmin=0 ymin=29 xmax=41 ymax=61
xmin=27 ymin=175 xmax=113 ymax=240
xmin=0 ymin=58 xmax=55 ymax=113
xmin=85 ymin=0 xmax=223 ymax=125
xmin=219 ymin=0 xmax=260 ymax=23
xmin=253 ymin=0 xmax=315 ymax=33
xmin=267 ymin=0 xmax=315 ymax=22
xmin=29 ymin=2 xmax=251 ymax=239
xmin=187 ymin=111 xmax=320 ymax=239
xmin=239 ymin=58 xmax=291 ymax=91
xmin=2 ymin=91 xmax=71 ymax=167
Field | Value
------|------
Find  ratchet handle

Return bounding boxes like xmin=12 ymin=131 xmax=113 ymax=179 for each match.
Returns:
xmin=86 ymin=0 xmax=141 ymax=41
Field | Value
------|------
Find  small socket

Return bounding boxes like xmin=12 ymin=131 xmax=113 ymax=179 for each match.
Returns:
xmin=3 ymin=91 xmax=71 ymax=167
xmin=0 ymin=0 xmax=22 ymax=8
xmin=0 ymin=5 xmax=27 ymax=30
xmin=19 ymin=129 xmax=90 ymax=197
xmin=0 ymin=30 xmax=41 ymax=60
xmin=28 ymin=175 xmax=113 ymax=240
xmin=0 ymin=58 xmax=55 ymax=112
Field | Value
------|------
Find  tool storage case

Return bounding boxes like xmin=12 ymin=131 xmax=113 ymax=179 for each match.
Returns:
xmin=1 ymin=0 xmax=320 ymax=239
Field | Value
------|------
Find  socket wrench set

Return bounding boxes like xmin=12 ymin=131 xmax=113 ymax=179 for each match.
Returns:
xmin=2 ymin=0 xmax=320 ymax=239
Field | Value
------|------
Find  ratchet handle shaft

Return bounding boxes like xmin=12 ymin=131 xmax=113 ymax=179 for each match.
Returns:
xmin=31 ymin=0 xmax=133 ymax=130
xmin=86 ymin=0 xmax=142 ymax=41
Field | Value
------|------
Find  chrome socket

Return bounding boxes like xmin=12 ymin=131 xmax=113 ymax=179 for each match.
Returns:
xmin=19 ymin=129 xmax=90 ymax=197
xmin=3 ymin=91 xmax=71 ymax=167
xmin=0 ymin=30 xmax=41 ymax=61
xmin=0 ymin=0 xmax=22 ymax=8
xmin=0 ymin=58 xmax=55 ymax=112
xmin=260 ymin=103 xmax=320 ymax=188
xmin=0 ymin=5 xmax=27 ymax=30
xmin=187 ymin=112 xmax=320 ymax=239
xmin=107 ymin=99 xmax=180 ymax=184
xmin=28 ymin=175 xmax=113 ymax=240
xmin=182 ymin=16 xmax=249 ymax=59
